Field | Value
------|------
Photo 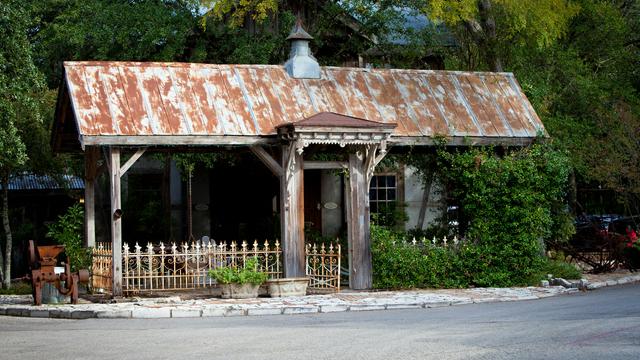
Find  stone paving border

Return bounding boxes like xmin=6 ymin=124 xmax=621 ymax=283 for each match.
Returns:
xmin=585 ymin=273 xmax=640 ymax=290
xmin=0 ymin=286 xmax=582 ymax=320
xmin=2 ymin=275 xmax=638 ymax=320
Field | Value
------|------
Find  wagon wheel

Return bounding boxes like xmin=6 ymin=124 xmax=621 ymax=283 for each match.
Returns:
xmin=28 ymin=240 xmax=38 ymax=269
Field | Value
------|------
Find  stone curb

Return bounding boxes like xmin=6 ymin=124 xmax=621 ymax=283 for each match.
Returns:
xmin=0 ymin=297 xmax=547 ymax=320
xmin=585 ymin=274 xmax=640 ymax=290
xmin=0 ymin=283 xmax=615 ymax=320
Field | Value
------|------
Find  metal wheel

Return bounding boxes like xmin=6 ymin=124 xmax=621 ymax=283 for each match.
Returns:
xmin=28 ymin=240 xmax=37 ymax=269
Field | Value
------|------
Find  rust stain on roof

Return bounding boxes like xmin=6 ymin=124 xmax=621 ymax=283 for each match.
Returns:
xmin=60 ymin=61 xmax=544 ymax=146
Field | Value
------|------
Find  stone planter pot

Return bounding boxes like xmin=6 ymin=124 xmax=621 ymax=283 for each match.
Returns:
xmin=220 ymin=283 xmax=261 ymax=299
xmin=267 ymin=277 xmax=309 ymax=297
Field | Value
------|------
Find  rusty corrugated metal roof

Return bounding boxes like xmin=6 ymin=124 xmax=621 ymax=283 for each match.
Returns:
xmin=60 ymin=61 xmax=544 ymax=147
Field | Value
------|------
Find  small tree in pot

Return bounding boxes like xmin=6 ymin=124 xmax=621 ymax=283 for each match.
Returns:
xmin=209 ymin=257 xmax=268 ymax=299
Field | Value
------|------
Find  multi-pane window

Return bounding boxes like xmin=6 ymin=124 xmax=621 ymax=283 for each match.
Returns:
xmin=369 ymin=175 xmax=397 ymax=215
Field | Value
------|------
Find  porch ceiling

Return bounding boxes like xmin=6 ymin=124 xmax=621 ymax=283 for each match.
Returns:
xmin=53 ymin=61 xmax=545 ymax=150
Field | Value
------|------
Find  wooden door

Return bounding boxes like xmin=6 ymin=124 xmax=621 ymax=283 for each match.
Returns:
xmin=304 ymin=170 xmax=322 ymax=236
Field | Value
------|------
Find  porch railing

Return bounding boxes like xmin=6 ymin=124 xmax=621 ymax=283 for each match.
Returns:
xmin=91 ymin=239 xmax=341 ymax=295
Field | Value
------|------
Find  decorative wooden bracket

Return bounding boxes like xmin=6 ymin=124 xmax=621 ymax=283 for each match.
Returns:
xmin=250 ymin=146 xmax=283 ymax=177
xmin=120 ymin=148 xmax=147 ymax=177
xmin=101 ymin=147 xmax=146 ymax=178
xmin=282 ymin=140 xmax=304 ymax=210
xmin=362 ymin=140 xmax=389 ymax=185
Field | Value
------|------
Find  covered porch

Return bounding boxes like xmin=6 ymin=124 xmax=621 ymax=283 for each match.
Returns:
xmin=78 ymin=116 xmax=394 ymax=296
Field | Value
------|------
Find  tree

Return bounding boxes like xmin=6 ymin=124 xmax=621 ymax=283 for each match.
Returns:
xmin=29 ymin=0 xmax=199 ymax=88
xmin=510 ymin=0 xmax=640 ymax=213
xmin=415 ymin=0 xmax=639 ymax=216
xmin=200 ymin=0 xmax=419 ymax=69
xmin=0 ymin=0 xmax=46 ymax=289
xmin=201 ymin=0 xmax=279 ymax=28
xmin=422 ymin=0 xmax=580 ymax=71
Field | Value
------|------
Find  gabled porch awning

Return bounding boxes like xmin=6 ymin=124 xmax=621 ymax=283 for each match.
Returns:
xmin=277 ymin=112 xmax=396 ymax=148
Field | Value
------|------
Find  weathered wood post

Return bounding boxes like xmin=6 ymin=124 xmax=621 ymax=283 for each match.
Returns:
xmin=280 ymin=142 xmax=305 ymax=277
xmin=84 ymin=146 xmax=99 ymax=248
xmin=108 ymin=147 xmax=123 ymax=296
xmin=347 ymin=150 xmax=372 ymax=289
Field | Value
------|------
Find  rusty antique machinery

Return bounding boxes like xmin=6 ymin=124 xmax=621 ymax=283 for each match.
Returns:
xmin=27 ymin=240 xmax=90 ymax=305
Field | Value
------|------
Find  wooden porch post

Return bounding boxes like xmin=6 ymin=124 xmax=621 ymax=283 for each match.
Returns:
xmin=108 ymin=147 xmax=123 ymax=297
xmin=347 ymin=151 xmax=372 ymax=289
xmin=84 ymin=146 xmax=99 ymax=248
xmin=280 ymin=142 xmax=305 ymax=277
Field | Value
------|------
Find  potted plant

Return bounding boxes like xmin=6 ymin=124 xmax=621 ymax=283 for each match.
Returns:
xmin=208 ymin=257 xmax=269 ymax=299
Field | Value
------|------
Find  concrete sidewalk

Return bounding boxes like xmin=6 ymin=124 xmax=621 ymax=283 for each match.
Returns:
xmin=2 ymin=274 xmax=638 ymax=320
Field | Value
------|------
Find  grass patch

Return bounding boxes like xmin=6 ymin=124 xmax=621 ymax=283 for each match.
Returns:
xmin=0 ymin=281 xmax=33 ymax=295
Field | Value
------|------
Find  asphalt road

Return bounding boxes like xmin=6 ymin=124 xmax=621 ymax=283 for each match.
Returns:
xmin=1 ymin=284 xmax=639 ymax=360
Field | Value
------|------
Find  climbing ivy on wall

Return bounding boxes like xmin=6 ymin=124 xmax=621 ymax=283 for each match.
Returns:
xmin=436 ymin=143 xmax=573 ymax=285
xmin=373 ymin=143 xmax=574 ymax=288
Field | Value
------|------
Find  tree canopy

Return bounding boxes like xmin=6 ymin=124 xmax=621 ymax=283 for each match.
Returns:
xmin=14 ymin=0 xmax=640 ymax=215
xmin=0 ymin=0 xmax=638 ymax=280
xmin=0 ymin=0 xmax=48 ymax=288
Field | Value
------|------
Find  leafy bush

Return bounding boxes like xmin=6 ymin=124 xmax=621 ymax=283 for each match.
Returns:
xmin=437 ymin=144 xmax=572 ymax=286
xmin=372 ymin=143 xmax=574 ymax=289
xmin=535 ymin=259 xmax=582 ymax=281
xmin=622 ymin=243 xmax=640 ymax=270
xmin=208 ymin=257 xmax=269 ymax=285
xmin=46 ymin=204 xmax=91 ymax=272
xmin=371 ymin=224 xmax=470 ymax=289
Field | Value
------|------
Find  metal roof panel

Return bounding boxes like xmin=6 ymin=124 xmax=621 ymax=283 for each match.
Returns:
xmin=3 ymin=173 xmax=84 ymax=191
xmin=60 ymin=62 xmax=543 ymax=146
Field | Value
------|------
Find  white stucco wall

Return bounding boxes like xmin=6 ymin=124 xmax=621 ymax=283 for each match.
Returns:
xmin=403 ymin=166 xmax=443 ymax=231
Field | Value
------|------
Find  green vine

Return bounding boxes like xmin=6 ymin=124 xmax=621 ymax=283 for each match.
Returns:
xmin=46 ymin=204 xmax=91 ymax=272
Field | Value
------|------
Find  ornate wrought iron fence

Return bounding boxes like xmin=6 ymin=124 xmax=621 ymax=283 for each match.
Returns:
xmin=404 ymin=235 xmax=462 ymax=248
xmin=121 ymin=240 xmax=282 ymax=294
xmin=306 ymin=243 xmax=341 ymax=293
xmin=91 ymin=239 xmax=341 ymax=294
xmin=91 ymin=242 xmax=113 ymax=293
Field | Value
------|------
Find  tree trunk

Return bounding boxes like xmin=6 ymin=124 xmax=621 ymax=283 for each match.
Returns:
xmin=478 ymin=0 xmax=503 ymax=72
xmin=568 ymin=170 xmax=578 ymax=216
xmin=0 ymin=227 xmax=4 ymax=286
xmin=416 ymin=172 xmax=434 ymax=229
xmin=463 ymin=0 xmax=503 ymax=72
xmin=2 ymin=174 xmax=12 ymax=289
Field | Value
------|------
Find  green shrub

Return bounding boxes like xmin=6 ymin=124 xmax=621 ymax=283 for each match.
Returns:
xmin=46 ymin=204 xmax=91 ymax=272
xmin=438 ymin=144 xmax=572 ymax=286
xmin=372 ymin=224 xmax=580 ymax=289
xmin=371 ymin=224 xmax=470 ymax=289
xmin=382 ymin=144 xmax=573 ymax=289
xmin=208 ymin=257 xmax=269 ymax=285
xmin=534 ymin=259 xmax=582 ymax=281
xmin=622 ymin=243 xmax=640 ymax=270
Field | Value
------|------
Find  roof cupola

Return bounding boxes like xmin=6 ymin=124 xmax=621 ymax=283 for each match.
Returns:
xmin=284 ymin=19 xmax=320 ymax=79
